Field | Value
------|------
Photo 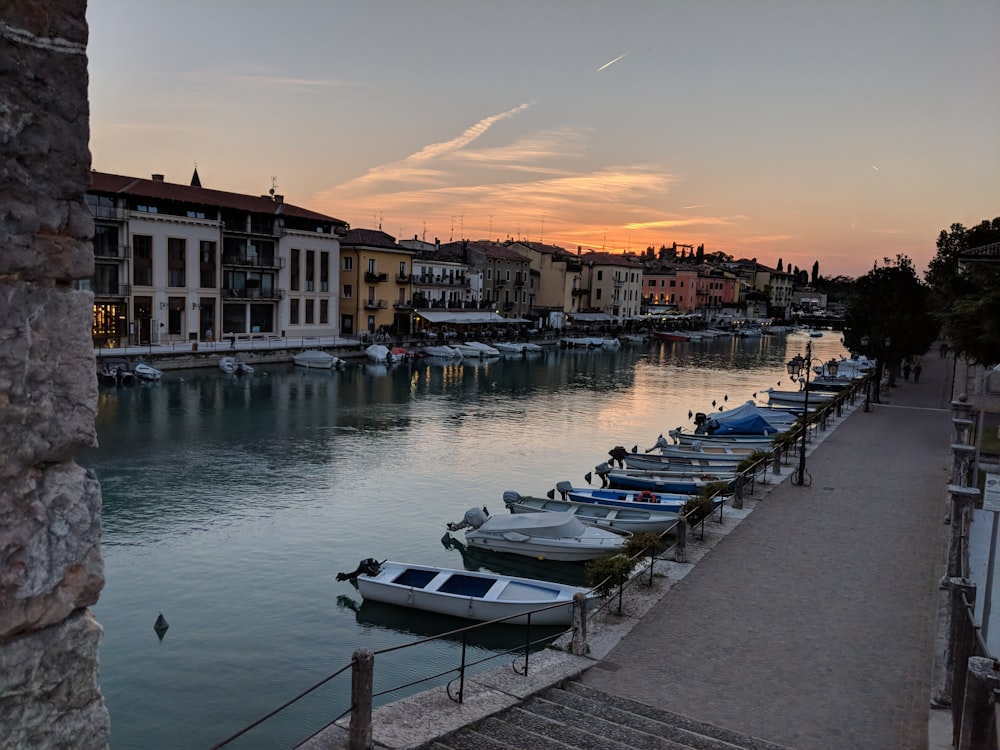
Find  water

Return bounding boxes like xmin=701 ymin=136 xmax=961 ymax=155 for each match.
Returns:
xmin=84 ymin=333 xmax=848 ymax=749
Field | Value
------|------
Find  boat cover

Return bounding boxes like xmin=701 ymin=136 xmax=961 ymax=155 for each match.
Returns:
xmin=697 ymin=401 xmax=782 ymax=435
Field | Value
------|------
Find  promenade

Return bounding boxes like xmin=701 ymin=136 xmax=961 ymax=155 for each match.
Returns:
xmin=580 ymin=353 xmax=955 ymax=748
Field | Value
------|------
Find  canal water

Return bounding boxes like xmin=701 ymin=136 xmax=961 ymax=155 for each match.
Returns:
xmin=84 ymin=332 xmax=849 ymax=749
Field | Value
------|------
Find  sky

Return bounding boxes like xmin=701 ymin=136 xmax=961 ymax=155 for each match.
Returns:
xmin=86 ymin=1 xmax=999 ymax=278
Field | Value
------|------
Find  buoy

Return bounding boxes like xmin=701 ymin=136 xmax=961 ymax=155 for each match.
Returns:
xmin=711 ymin=400 xmax=716 ymax=407
xmin=154 ymin=612 xmax=169 ymax=640
xmin=724 ymin=394 xmax=728 ymax=401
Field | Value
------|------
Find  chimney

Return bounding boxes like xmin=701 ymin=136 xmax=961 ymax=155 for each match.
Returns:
xmin=273 ymin=194 xmax=284 ymax=204
xmin=152 ymin=173 xmax=165 ymax=182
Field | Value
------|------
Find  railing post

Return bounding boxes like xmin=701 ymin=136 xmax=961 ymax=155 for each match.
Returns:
xmin=732 ymin=473 xmax=744 ymax=510
xmin=947 ymin=486 xmax=982 ymax=579
xmin=935 ymin=578 xmax=975 ymax=716
xmin=570 ymin=593 xmax=589 ymax=656
xmin=674 ymin=516 xmax=688 ymax=563
xmin=349 ymin=648 xmax=374 ymax=750
xmin=958 ymin=656 xmax=1000 ymax=750
xmin=951 ymin=395 xmax=975 ymax=446
xmin=949 ymin=444 xmax=977 ymax=488
xmin=771 ymin=446 xmax=782 ymax=475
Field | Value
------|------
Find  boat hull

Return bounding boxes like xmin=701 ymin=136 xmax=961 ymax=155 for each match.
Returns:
xmin=563 ymin=488 xmax=715 ymax=513
xmin=356 ymin=561 xmax=591 ymax=625
xmin=506 ymin=495 xmax=678 ymax=534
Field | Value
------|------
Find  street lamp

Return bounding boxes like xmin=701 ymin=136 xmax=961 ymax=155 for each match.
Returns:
xmin=786 ymin=339 xmax=814 ymax=486
xmin=860 ymin=336 xmax=872 ymax=411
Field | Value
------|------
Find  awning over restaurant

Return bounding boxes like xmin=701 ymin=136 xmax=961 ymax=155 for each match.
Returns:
xmin=413 ymin=310 xmax=526 ymax=325
xmin=567 ymin=312 xmax=614 ymax=322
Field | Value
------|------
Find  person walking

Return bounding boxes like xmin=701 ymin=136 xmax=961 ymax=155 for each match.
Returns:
xmin=913 ymin=362 xmax=922 ymax=383
xmin=902 ymin=361 xmax=911 ymax=381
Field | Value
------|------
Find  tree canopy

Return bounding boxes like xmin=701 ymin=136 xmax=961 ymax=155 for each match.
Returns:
xmin=843 ymin=254 xmax=939 ymax=371
xmin=926 ymin=218 xmax=1000 ymax=366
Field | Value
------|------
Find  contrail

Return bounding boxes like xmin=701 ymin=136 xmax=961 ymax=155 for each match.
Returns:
xmin=596 ymin=51 xmax=630 ymax=72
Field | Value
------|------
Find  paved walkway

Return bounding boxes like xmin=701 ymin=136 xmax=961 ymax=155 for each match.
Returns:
xmin=580 ymin=355 xmax=956 ymax=749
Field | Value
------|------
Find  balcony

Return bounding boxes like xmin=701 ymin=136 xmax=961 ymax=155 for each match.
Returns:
xmin=86 ymin=282 xmax=132 ymax=297
xmin=364 ymin=271 xmax=389 ymax=283
xmin=222 ymin=255 xmax=285 ymax=270
xmin=364 ymin=298 xmax=388 ymax=310
xmin=223 ymin=221 xmax=277 ymax=236
xmin=90 ymin=206 xmax=128 ymax=221
xmin=393 ymin=300 xmax=412 ymax=310
xmin=94 ymin=244 xmax=131 ymax=259
xmin=571 ymin=288 xmax=589 ymax=297
xmin=396 ymin=273 xmax=412 ymax=283
xmin=222 ymin=287 xmax=286 ymax=301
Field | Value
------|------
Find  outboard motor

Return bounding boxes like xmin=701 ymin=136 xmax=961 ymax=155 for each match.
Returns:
xmin=502 ymin=490 xmax=522 ymax=507
xmin=693 ymin=412 xmax=708 ymax=427
xmin=554 ymin=480 xmax=573 ymax=500
xmin=446 ymin=506 xmax=489 ymax=532
xmin=649 ymin=434 xmax=671 ymax=453
xmin=593 ymin=462 xmax=612 ymax=488
xmin=336 ymin=558 xmax=383 ymax=582
xmin=608 ymin=445 xmax=628 ymax=468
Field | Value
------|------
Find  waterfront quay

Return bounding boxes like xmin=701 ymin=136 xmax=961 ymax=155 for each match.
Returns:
xmin=300 ymin=350 xmax=959 ymax=749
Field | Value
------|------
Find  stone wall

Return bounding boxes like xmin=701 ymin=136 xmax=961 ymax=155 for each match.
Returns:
xmin=1 ymin=3 xmax=110 ymax=747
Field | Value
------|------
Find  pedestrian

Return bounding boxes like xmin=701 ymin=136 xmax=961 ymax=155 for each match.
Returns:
xmin=902 ymin=362 xmax=911 ymax=381
xmin=913 ymin=363 xmax=922 ymax=383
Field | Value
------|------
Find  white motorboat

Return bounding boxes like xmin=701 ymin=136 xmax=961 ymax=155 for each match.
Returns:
xmin=337 ymin=558 xmax=594 ymax=626
xmin=293 ymin=350 xmax=343 ymax=369
xmin=446 ymin=507 xmax=625 ymax=562
xmin=522 ymin=342 xmax=544 ymax=353
xmin=422 ymin=345 xmax=462 ymax=358
xmin=365 ymin=344 xmax=393 ymax=362
xmin=219 ymin=356 xmax=254 ymax=375
xmin=452 ymin=341 xmax=500 ymax=357
xmin=502 ymin=490 xmax=678 ymax=534
xmin=764 ymin=388 xmax=836 ymax=407
xmin=493 ymin=341 xmax=527 ymax=354
xmin=132 ymin=362 xmax=163 ymax=381
xmin=558 ymin=484 xmax=720 ymax=514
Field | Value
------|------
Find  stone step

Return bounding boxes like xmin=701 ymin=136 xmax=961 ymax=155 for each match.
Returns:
xmin=563 ymin=682 xmax=793 ymax=750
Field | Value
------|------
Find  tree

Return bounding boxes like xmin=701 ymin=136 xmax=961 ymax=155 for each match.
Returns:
xmin=811 ymin=261 xmax=819 ymax=285
xmin=926 ymin=218 xmax=1000 ymax=366
xmin=844 ymin=255 xmax=939 ymax=399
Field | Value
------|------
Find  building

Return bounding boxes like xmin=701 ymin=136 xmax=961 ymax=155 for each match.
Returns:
xmin=86 ymin=169 xmax=347 ymax=347
xmin=574 ymin=251 xmax=645 ymax=323
xmin=338 ymin=229 xmax=415 ymax=336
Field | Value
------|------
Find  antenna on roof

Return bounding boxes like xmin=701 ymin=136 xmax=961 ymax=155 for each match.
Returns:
xmin=269 ymin=176 xmax=278 ymax=199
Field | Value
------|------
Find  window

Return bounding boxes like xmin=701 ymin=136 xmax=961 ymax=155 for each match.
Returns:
xmin=94 ymin=225 xmax=119 ymax=257
xmin=289 ymin=299 xmax=300 ymax=324
xmin=290 ymin=248 xmax=300 ymax=291
xmin=306 ymin=250 xmax=315 ymax=292
xmin=597 ymin=270 xmax=603 ymax=281
xmin=367 ymin=258 xmax=377 ymax=274
xmin=200 ymin=241 xmax=216 ymax=288
xmin=344 ymin=256 xmax=353 ymax=271
xmin=343 ymin=284 xmax=353 ymax=299
xmin=319 ymin=299 xmax=328 ymax=324
xmin=167 ymin=238 xmax=186 ymax=287
xmin=132 ymin=235 xmax=152 ymax=286
xmin=320 ymin=252 xmax=329 ymax=292
xmin=399 ymin=261 xmax=407 ymax=278
xmin=305 ymin=299 xmax=314 ymax=324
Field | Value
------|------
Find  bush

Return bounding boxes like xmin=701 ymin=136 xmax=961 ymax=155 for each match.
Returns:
xmin=682 ymin=495 xmax=716 ymax=524
xmin=737 ymin=449 xmax=772 ymax=474
xmin=623 ymin=531 xmax=666 ymax=558
xmin=585 ymin=554 xmax=636 ymax=598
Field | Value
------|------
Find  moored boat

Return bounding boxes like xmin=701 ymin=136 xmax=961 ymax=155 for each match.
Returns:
xmin=219 ymin=356 xmax=254 ymax=375
xmin=594 ymin=467 xmax=735 ymax=494
xmin=556 ymin=484 xmax=723 ymax=514
xmin=502 ymin=490 xmax=678 ymax=534
xmin=445 ymin=506 xmax=625 ymax=562
xmin=293 ymin=350 xmax=344 ymax=369
xmin=336 ymin=558 xmax=594 ymax=626
xmin=652 ymin=330 xmax=690 ymax=342
xmin=422 ymin=344 xmax=462 ymax=358
xmin=133 ymin=362 xmax=163 ymax=381
xmin=764 ymin=388 xmax=836 ymax=407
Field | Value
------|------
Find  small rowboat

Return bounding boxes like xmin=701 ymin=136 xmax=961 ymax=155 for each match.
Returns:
xmin=337 ymin=558 xmax=594 ymax=626
xmin=503 ymin=490 xmax=678 ymax=534
xmin=554 ymin=483 xmax=718 ymax=514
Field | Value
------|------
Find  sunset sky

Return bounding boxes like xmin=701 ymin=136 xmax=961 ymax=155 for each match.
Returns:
xmin=86 ymin=1 xmax=999 ymax=278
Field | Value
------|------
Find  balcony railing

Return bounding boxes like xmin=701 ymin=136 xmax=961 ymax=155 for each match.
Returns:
xmin=364 ymin=271 xmax=389 ymax=283
xmin=221 ymin=255 xmax=285 ymax=269
xmin=571 ymin=288 xmax=589 ymax=296
xmin=90 ymin=206 xmax=128 ymax=221
xmin=364 ymin=298 xmax=388 ymax=309
xmin=396 ymin=273 xmax=413 ymax=283
xmin=223 ymin=221 xmax=277 ymax=236
xmin=94 ymin=244 xmax=131 ymax=259
xmin=392 ymin=300 xmax=412 ymax=310
xmin=222 ymin=287 xmax=286 ymax=300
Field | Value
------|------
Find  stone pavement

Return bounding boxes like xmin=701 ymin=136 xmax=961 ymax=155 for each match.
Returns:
xmin=580 ymin=354 xmax=956 ymax=749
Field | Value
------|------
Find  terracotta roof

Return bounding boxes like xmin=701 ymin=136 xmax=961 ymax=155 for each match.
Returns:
xmin=579 ymin=251 xmax=644 ymax=268
xmin=89 ymin=170 xmax=347 ymax=225
xmin=339 ymin=228 xmax=403 ymax=249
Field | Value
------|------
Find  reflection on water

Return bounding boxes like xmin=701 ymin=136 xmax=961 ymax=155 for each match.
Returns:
xmin=84 ymin=334 xmax=849 ymax=749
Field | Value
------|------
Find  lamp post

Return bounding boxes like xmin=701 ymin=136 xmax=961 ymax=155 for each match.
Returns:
xmin=860 ymin=335 xmax=872 ymax=411
xmin=786 ymin=340 xmax=813 ymax=486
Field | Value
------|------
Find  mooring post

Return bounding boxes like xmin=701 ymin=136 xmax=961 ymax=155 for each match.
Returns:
xmin=674 ymin=516 xmax=688 ymax=563
xmin=958 ymin=657 xmax=1000 ymax=750
xmin=732 ymin=473 xmax=744 ymax=510
xmin=570 ymin=592 xmax=589 ymax=656
xmin=349 ymin=648 xmax=374 ymax=750
xmin=947 ymin=486 xmax=981 ymax=579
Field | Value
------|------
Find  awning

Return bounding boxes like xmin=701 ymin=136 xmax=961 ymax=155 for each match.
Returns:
xmin=413 ymin=310 xmax=523 ymax=325
xmin=567 ymin=312 xmax=613 ymax=322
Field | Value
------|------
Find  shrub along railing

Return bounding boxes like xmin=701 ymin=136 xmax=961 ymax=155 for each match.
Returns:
xmin=211 ymin=376 xmax=869 ymax=749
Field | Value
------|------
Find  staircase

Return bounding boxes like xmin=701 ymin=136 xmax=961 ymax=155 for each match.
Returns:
xmin=421 ymin=681 xmax=792 ymax=750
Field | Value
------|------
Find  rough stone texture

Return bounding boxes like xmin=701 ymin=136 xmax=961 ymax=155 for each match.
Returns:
xmin=0 ymin=464 xmax=103 ymax=638
xmin=0 ymin=1 xmax=109 ymax=745
xmin=0 ymin=286 xmax=99 ymax=480
xmin=0 ymin=609 xmax=110 ymax=749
